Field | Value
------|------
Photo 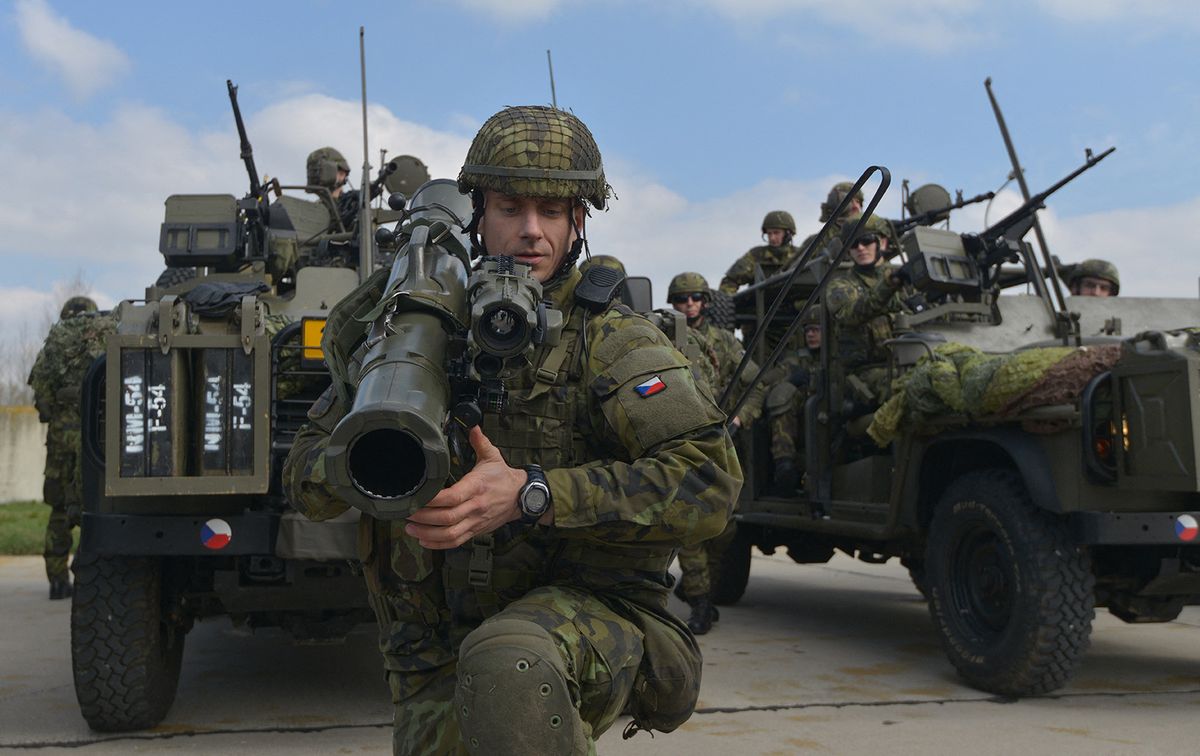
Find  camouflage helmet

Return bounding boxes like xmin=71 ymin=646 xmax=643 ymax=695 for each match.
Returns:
xmin=580 ymin=255 xmax=626 ymax=276
xmin=761 ymin=210 xmax=797 ymax=234
xmin=840 ymin=213 xmax=893 ymax=246
xmin=1068 ymin=258 xmax=1120 ymax=295
xmin=458 ymin=106 xmax=611 ymax=210
xmin=820 ymin=181 xmax=865 ymax=222
xmin=61 ymin=296 xmax=97 ymax=319
xmin=668 ymin=272 xmax=710 ymax=299
xmin=306 ymin=147 xmax=350 ymax=190
xmin=801 ymin=307 xmax=822 ymax=328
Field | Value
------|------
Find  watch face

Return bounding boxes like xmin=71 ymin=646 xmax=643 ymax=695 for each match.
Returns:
xmin=523 ymin=484 xmax=550 ymax=515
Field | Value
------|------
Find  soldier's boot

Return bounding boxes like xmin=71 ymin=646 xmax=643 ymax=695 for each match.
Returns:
xmin=48 ymin=575 xmax=72 ymax=601
xmin=770 ymin=460 xmax=799 ymax=497
xmin=686 ymin=595 xmax=717 ymax=635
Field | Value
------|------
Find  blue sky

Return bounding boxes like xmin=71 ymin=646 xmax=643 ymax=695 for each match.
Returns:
xmin=2 ymin=0 xmax=1199 ymax=383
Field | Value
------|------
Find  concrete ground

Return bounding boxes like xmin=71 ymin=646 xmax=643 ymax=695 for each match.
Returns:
xmin=1 ymin=551 xmax=1198 ymax=755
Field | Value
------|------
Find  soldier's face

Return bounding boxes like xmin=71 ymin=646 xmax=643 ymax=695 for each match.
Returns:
xmin=671 ymin=294 xmax=705 ymax=321
xmin=480 ymin=191 xmax=583 ymax=283
xmin=804 ymin=325 xmax=822 ymax=350
xmin=850 ymin=237 xmax=880 ymax=266
xmin=765 ymin=228 xmax=786 ymax=247
xmin=1074 ymin=276 xmax=1115 ymax=297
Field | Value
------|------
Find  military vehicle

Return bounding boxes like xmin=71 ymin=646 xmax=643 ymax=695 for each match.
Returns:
xmin=719 ymin=148 xmax=1200 ymax=698
xmin=70 ymin=80 xmax=428 ymax=731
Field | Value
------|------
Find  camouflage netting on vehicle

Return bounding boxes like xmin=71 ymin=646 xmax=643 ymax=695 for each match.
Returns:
xmin=868 ymin=343 xmax=1123 ymax=446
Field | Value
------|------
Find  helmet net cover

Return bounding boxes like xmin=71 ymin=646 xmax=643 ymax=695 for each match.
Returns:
xmin=1068 ymin=259 xmax=1120 ymax=293
xmin=307 ymin=147 xmax=349 ymax=189
xmin=61 ymin=296 xmax=97 ymax=318
xmin=458 ymin=106 xmax=611 ymax=210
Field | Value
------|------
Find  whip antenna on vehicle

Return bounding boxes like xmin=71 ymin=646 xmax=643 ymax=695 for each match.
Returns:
xmin=984 ymin=77 xmax=1065 ymax=310
xmin=547 ymin=49 xmax=558 ymax=109
xmin=357 ymin=27 xmax=374 ymax=283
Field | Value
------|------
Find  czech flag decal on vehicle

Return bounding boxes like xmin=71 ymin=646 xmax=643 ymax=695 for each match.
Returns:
xmin=1175 ymin=514 xmax=1198 ymax=542
xmin=635 ymin=375 xmax=667 ymax=398
xmin=201 ymin=518 xmax=233 ymax=550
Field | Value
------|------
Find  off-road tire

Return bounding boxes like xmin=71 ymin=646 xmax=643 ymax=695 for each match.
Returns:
xmin=711 ymin=530 xmax=752 ymax=606
xmin=902 ymin=557 xmax=928 ymax=600
xmin=925 ymin=469 xmax=1094 ymax=697
xmin=154 ymin=266 xmax=197 ymax=289
xmin=706 ymin=289 xmax=737 ymax=332
xmin=71 ymin=552 xmax=185 ymax=731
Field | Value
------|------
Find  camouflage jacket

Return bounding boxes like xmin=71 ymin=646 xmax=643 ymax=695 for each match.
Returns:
xmin=27 ymin=312 xmax=116 ymax=432
xmin=719 ymin=244 xmax=799 ymax=294
xmin=824 ymin=263 xmax=907 ymax=368
xmin=283 ymin=265 xmax=742 ymax=608
xmin=693 ymin=319 xmax=766 ymax=426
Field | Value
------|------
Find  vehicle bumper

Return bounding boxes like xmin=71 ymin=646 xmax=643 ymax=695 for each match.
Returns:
xmin=1070 ymin=511 xmax=1200 ymax=545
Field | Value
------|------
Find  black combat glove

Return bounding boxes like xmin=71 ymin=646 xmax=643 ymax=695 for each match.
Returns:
xmin=788 ymin=367 xmax=811 ymax=390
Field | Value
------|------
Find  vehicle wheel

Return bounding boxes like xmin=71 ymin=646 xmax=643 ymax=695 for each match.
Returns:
xmin=706 ymin=289 xmax=737 ymax=332
xmin=710 ymin=530 xmax=752 ymax=606
xmin=154 ymin=266 xmax=197 ymax=289
xmin=925 ymin=469 xmax=1094 ymax=697
xmin=902 ymin=557 xmax=928 ymax=599
xmin=71 ymin=552 xmax=185 ymax=731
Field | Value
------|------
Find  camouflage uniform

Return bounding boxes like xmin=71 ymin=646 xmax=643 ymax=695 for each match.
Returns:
xmin=26 ymin=300 xmax=116 ymax=594
xmin=825 ymin=263 xmax=907 ymax=406
xmin=719 ymin=243 xmax=800 ymax=295
xmin=766 ymin=346 xmax=820 ymax=468
xmin=674 ymin=309 xmax=763 ymax=632
xmin=284 ymin=106 xmax=742 ymax=755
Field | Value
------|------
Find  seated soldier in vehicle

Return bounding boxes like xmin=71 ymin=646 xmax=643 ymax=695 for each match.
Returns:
xmin=765 ymin=309 xmax=822 ymax=495
xmin=824 ymin=219 xmax=911 ymax=416
xmin=1066 ymin=259 xmax=1119 ymax=298
xmin=719 ymin=211 xmax=800 ymax=294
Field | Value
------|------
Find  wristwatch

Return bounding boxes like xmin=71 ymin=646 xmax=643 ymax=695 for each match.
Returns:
xmin=517 ymin=465 xmax=552 ymax=524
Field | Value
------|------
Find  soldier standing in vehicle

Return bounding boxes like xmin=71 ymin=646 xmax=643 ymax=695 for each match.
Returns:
xmin=765 ymin=309 xmax=823 ymax=494
xmin=825 ymin=220 xmax=910 ymax=413
xmin=667 ymin=272 xmax=763 ymax=634
xmin=283 ymin=105 xmax=742 ymax=755
xmin=1066 ymin=259 xmax=1120 ymax=297
xmin=719 ymin=210 xmax=800 ymax=294
xmin=26 ymin=296 xmax=116 ymax=599
xmin=305 ymin=146 xmax=356 ymax=230
xmin=792 ymin=182 xmax=900 ymax=266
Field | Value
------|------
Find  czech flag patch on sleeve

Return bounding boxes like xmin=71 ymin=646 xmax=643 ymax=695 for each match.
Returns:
xmin=635 ymin=375 xmax=667 ymax=398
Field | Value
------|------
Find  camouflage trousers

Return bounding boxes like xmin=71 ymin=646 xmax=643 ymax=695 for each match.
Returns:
xmin=372 ymin=574 xmax=652 ymax=755
xmin=42 ymin=436 xmax=81 ymax=582
xmin=676 ymin=520 xmax=737 ymax=598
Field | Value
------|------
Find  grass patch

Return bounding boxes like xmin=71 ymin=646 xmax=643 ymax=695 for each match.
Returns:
xmin=0 ymin=501 xmax=78 ymax=556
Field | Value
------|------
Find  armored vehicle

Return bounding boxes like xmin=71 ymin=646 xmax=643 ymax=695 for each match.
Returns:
xmin=721 ymin=154 xmax=1200 ymax=697
xmin=70 ymin=81 xmax=427 ymax=731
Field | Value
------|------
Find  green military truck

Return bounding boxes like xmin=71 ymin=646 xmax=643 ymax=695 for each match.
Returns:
xmin=722 ymin=158 xmax=1200 ymax=698
xmin=70 ymin=82 xmax=425 ymax=731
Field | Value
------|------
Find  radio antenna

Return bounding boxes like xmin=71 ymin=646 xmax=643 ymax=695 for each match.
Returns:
xmin=357 ymin=27 xmax=374 ymax=282
xmin=546 ymin=49 xmax=558 ymax=109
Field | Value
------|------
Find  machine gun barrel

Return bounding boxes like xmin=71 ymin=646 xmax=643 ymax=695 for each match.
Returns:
xmin=983 ymin=146 xmax=1115 ymax=243
xmin=226 ymin=80 xmax=262 ymax=200
xmin=894 ymin=190 xmax=995 ymax=236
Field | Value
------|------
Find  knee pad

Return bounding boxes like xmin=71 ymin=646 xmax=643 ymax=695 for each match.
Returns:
xmin=766 ymin=382 xmax=797 ymax=415
xmin=455 ymin=618 xmax=588 ymax=756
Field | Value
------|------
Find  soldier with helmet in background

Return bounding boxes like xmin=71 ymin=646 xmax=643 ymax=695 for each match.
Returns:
xmin=26 ymin=296 xmax=116 ymax=599
xmin=1067 ymin=259 xmax=1120 ymax=297
xmin=667 ymin=272 xmax=764 ymax=634
xmin=305 ymin=146 xmax=355 ymax=231
xmin=719 ymin=210 xmax=800 ymax=294
xmin=284 ymin=105 xmax=741 ymax=754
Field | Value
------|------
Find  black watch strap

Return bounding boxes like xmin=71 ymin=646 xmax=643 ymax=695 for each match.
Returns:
xmin=518 ymin=465 xmax=552 ymax=525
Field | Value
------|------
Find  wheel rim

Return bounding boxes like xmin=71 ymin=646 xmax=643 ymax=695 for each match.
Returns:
xmin=949 ymin=524 xmax=1014 ymax=640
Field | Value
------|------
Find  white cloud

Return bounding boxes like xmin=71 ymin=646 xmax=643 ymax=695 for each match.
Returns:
xmin=1034 ymin=0 xmax=1200 ymax=29
xmin=14 ymin=0 xmax=131 ymax=99
xmin=452 ymin=0 xmax=573 ymax=21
